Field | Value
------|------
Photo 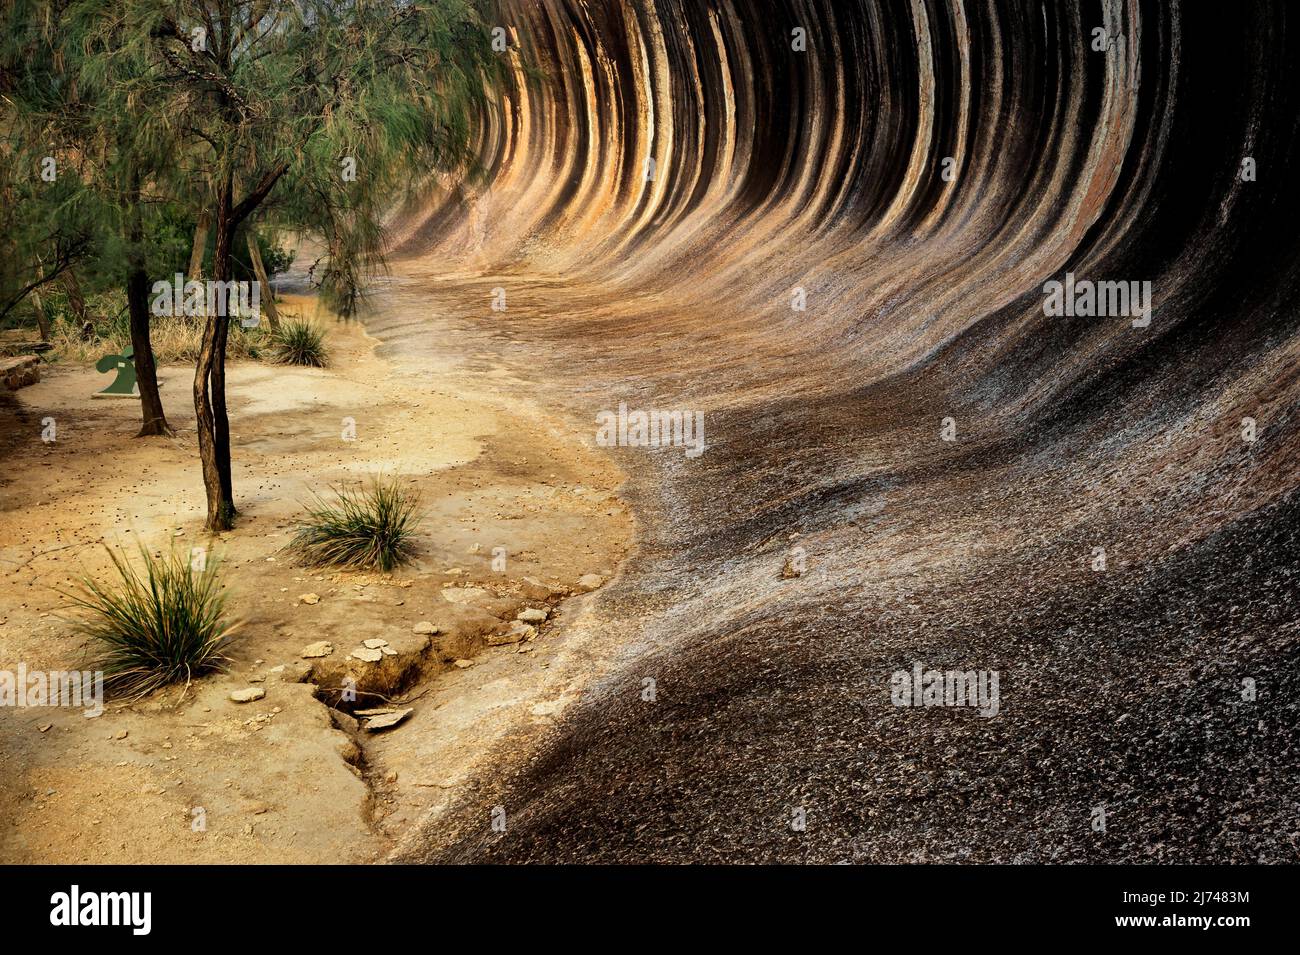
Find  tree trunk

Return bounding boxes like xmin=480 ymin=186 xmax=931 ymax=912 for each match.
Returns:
xmin=245 ymin=231 xmax=281 ymax=331
xmin=126 ymin=168 xmax=170 ymax=437
xmin=212 ymin=303 xmax=234 ymax=508
xmin=193 ymin=158 xmax=287 ymax=531
xmin=188 ymin=210 xmax=210 ymax=282
xmin=127 ymin=268 xmax=170 ymax=436
xmin=61 ymin=268 xmax=88 ymax=323
xmin=194 ymin=178 xmax=236 ymax=531
xmin=31 ymin=287 xmax=50 ymax=342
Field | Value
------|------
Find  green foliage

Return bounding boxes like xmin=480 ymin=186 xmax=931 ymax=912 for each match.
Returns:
xmin=287 ymin=478 xmax=422 ymax=572
xmin=149 ymin=0 xmax=505 ymax=315
xmin=271 ymin=319 xmax=328 ymax=367
xmin=5 ymin=0 xmax=506 ymax=327
xmin=0 ymin=1 xmax=199 ymax=328
xmin=66 ymin=544 xmax=237 ymax=699
xmin=4 ymin=1 xmax=505 ymax=527
xmin=256 ymin=237 xmax=295 ymax=279
xmin=197 ymin=228 xmax=296 ymax=285
xmin=0 ymin=147 xmax=101 ymax=323
xmin=4 ymin=0 xmax=504 ymax=327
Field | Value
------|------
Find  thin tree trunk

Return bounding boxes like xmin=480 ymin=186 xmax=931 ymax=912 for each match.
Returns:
xmin=119 ymin=170 xmax=170 ymax=439
xmin=194 ymin=177 xmax=235 ymax=531
xmin=127 ymin=268 xmax=170 ymax=436
xmin=61 ymin=268 xmax=88 ymax=322
xmin=194 ymin=158 xmax=287 ymax=531
xmin=193 ymin=333 xmax=229 ymax=530
xmin=245 ymin=231 xmax=281 ymax=331
xmin=31 ymin=283 xmax=50 ymax=342
xmin=126 ymin=167 xmax=171 ymax=437
xmin=188 ymin=210 xmax=210 ymax=281
xmin=212 ymin=303 xmax=234 ymax=509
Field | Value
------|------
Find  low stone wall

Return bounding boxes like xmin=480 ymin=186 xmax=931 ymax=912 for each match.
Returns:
xmin=0 ymin=355 xmax=41 ymax=390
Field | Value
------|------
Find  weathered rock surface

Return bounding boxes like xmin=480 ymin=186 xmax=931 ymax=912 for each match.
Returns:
xmin=386 ymin=0 xmax=1300 ymax=866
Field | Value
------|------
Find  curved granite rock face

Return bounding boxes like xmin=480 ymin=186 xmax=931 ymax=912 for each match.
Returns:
xmin=389 ymin=1 xmax=1300 ymax=862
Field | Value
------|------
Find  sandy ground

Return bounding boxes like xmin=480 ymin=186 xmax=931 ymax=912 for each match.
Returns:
xmin=0 ymin=296 xmax=632 ymax=863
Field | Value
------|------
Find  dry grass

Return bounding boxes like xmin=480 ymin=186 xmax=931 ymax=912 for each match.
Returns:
xmin=45 ymin=316 xmax=271 ymax=364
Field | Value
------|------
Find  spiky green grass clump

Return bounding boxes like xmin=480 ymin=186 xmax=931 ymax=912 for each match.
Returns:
xmin=271 ymin=319 xmax=328 ymax=367
xmin=67 ymin=545 xmax=237 ymax=699
xmin=288 ymin=478 xmax=421 ymax=571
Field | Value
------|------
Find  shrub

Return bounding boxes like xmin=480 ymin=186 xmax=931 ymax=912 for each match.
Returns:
xmin=287 ymin=478 xmax=421 ymax=571
xmin=271 ymin=319 xmax=328 ymax=367
xmin=66 ymin=544 xmax=237 ymax=699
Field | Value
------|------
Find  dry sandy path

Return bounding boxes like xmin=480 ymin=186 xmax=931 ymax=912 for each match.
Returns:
xmin=0 ymin=295 xmax=631 ymax=863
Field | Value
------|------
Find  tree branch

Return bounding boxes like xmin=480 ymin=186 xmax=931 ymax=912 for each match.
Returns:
xmin=151 ymin=19 xmax=258 ymax=119
xmin=231 ymin=160 xmax=290 ymax=227
xmin=0 ymin=238 xmax=87 ymax=324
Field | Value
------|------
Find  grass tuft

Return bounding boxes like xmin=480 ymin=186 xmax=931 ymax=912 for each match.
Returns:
xmin=287 ymin=478 xmax=421 ymax=571
xmin=271 ymin=319 xmax=328 ymax=367
xmin=66 ymin=544 xmax=237 ymax=699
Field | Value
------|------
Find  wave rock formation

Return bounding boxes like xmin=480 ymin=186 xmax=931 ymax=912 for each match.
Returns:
xmin=386 ymin=0 xmax=1300 ymax=862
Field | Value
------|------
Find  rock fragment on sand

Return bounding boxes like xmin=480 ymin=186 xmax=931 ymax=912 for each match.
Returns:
xmin=298 ymin=593 xmax=321 ymax=605
xmin=519 ymin=576 xmax=555 ymax=601
xmin=350 ymin=647 xmax=384 ymax=663
xmin=487 ymin=621 xmax=535 ymax=646
xmin=300 ymin=641 xmax=333 ymax=658
xmin=454 ymin=659 xmax=475 ymax=669
xmin=518 ymin=607 xmax=548 ymax=623
xmin=412 ymin=621 xmax=440 ymax=635
xmin=230 ymin=687 xmax=266 ymax=703
xmin=270 ymin=661 xmax=313 ymax=683
xmin=359 ymin=708 xmax=413 ymax=732
xmin=363 ymin=638 xmax=389 ymax=649
xmin=441 ymin=586 xmax=491 ymax=605
xmin=576 ymin=573 xmax=604 ymax=592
